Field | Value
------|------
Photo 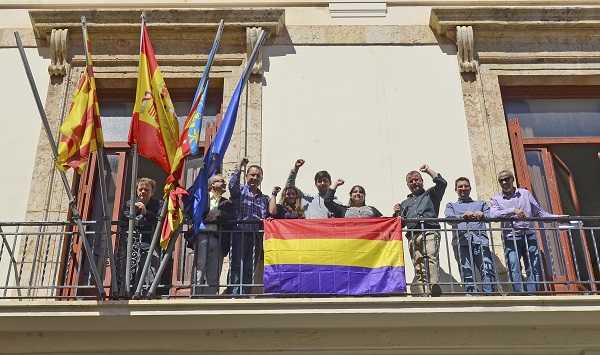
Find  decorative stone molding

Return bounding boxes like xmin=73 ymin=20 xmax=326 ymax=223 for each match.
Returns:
xmin=329 ymin=1 xmax=387 ymax=18
xmin=430 ymin=6 xmax=600 ymax=65
xmin=456 ymin=25 xmax=477 ymax=73
xmin=246 ymin=26 xmax=263 ymax=75
xmin=48 ymin=28 xmax=68 ymax=77
xmin=29 ymin=9 xmax=285 ymax=67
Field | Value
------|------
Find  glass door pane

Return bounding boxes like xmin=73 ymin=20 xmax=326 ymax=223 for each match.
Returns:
xmin=525 ymin=149 xmax=567 ymax=280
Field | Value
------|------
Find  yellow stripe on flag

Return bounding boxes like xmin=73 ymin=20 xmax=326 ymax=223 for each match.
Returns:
xmin=264 ymin=238 xmax=404 ymax=269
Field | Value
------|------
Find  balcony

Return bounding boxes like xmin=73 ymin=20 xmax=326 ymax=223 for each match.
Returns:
xmin=2 ymin=216 xmax=600 ymax=300
xmin=2 ymin=217 xmax=600 ymax=354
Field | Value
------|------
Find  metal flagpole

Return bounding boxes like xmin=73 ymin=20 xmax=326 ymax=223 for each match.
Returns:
xmin=131 ymin=12 xmax=170 ymax=298
xmin=125 ymin=12 xmax=145 ymax=297
xmin=14 ymin=31 xmax=105 ymax=298
xmin=81 ymin=16 xmax=119 ymax=297
xmin=140 ymin=19 xmax=225 ymax=298
xmin=146 ymin=29 xmax=268 ymax=298
xmin=133 ymin=197 xmax=167 ymax=298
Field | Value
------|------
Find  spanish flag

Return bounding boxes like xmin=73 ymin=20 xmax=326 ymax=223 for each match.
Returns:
xmin=55 ymin=31 xmax=103 ymax=174
xmin=129 ymin=23 xmax=181 ymax=248
xmin=264 ymin=218 xmax=406 ymax=295
xmin=128 ymin=22 xmax=179 ymax=175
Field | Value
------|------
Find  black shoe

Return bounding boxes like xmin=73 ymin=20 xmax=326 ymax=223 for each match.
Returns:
xmin=430 ymin=284 xmax=442 ymax=297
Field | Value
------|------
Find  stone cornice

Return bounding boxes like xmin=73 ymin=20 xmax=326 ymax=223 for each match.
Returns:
xmin=3 ymin=296 xmax=600 ymax=332
xmin=3 ymin=296 xmax=600 ymax=353
xmin=29 ymin=8 xmax=284 ymax=46
xmin=430 ymin=6 xmax=600 ymax=40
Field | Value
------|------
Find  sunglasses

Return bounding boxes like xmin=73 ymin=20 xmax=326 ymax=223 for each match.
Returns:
xmin=498 ymin=177 xmax=512 ymax=183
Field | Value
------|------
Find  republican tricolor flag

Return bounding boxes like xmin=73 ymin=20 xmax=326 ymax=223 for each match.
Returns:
xmin=264 ymin=218 xmax=406 ymax=295
xmin=55 ymin=30 xmax=103 ymax=174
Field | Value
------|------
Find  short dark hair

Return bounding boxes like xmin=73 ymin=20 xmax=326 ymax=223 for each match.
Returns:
xmin=246 ymin=165 xmax=263 ymax=175
xmin=406 ymin=170 xmax=422 ymax=181
xmin=454 ymin=176 xmax=471 ymax=188
xmin=314 ymin=170 xmax=331 ymax=183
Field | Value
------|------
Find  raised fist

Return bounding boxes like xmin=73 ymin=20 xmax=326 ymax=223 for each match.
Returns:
xmin=334 ymin=178 xmax=345 ymax=187
xmin=272 ymin=186 xmax=281 ymax=196
xmin=239 ymin=157 xmax=249 ymax=168
xmin=419 ymin=164 xmax=429 ymax=172
xmin=294 ymin=159 xmax=305 ymax=169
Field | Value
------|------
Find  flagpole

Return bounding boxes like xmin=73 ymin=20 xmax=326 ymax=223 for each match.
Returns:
xmin=147 ymin=29 xmax=268 ymax=298
xmin=14 ymin=31 xmax=105 ymax=298
xmin=81 ymin=16 xmax=119 ymax=297
xmin=125 ymin=12 xmax=145 ymax=297
xmin=133 ymin=20 xmax=224 ymax=298
xmin=131 ymin=11 xmax=171 ymax=298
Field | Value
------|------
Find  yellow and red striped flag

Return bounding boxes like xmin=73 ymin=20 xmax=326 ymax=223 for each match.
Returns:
xmin=128 ymin=22 xmax=182 ymax=249
xmin=55 ymin=31 xmax=103 ymax=174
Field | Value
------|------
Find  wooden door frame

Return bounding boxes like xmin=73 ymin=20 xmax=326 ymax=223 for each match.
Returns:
xmin=506 ymin=116 xmax=600 ymax=292
xmin=506 ymin=117 xmax=578 ymax=292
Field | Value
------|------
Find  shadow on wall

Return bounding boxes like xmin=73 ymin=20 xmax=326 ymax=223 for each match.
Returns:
xmin=261 ymin=26 xmax=296 ymax=78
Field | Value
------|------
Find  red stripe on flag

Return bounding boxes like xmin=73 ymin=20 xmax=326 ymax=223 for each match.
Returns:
xmin=263 ymin=217 xmax=402 ymax=241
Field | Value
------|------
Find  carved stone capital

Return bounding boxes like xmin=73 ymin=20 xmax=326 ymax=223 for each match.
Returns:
xmin=47 ymin=28 xmax=68 ymax=77
xmin=456 ymin=25 xmax=477 ymax=73
xmin=246 ymin=27 xmax=264 ymax=75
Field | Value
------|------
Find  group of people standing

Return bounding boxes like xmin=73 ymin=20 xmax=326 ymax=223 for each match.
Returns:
xmin=123 ymin=158 xmax=557 ymax=296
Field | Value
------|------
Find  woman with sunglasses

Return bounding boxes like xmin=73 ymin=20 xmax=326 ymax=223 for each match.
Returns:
xmin=324 ymin=179 xmax=382 ymax=218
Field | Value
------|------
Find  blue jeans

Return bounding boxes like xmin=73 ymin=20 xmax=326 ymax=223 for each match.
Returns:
xmin=504 ymin=233 xmax=543 ymax=293
xmin=227 ymin=230 xmax=263 ymax=295
xmin=453 ymin=242 xmax=496 ymax=293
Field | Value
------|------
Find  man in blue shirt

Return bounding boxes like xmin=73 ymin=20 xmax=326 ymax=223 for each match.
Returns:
xmin=445 ymin=177 xmax=496 ymax=294
xmin=227 ymin=157 xmax=269 ymax=295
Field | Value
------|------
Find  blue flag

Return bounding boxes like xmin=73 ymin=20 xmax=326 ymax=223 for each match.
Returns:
xmin=185 ymin=30 xmax=267 ymax=233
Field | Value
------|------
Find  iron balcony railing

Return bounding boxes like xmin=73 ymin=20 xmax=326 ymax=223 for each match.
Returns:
xmin=1 ymin=216 xmax=600 ymax=300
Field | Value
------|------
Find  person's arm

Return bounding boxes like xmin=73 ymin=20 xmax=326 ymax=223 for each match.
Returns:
xmin=420 ymin=164 xmax=447 ymax=200
xmin=528 ymin=191 xmax=558 ymax=218
xmin=489 ymin=196 xmax=516 ymax=218
xmin=229 ymin=157 xmax=248 ymax=200
xmin=370 ymin=206 xmax=383 ymax=217
xmin=268 ymin=186 xmax=281 ymax=216
xmin=285 ymin=159 xmax=305 ymax=188
xmin=444 ymin=202 xmax=462 ymax=224
xmin=324 ymin=179 xmax=347 ymax=218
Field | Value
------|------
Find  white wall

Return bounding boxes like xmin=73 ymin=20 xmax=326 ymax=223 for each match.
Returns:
xmin=0 ymin=47 xmax=48 ymax=221
xmin=262 ymin=45 xmax=474 ymax=290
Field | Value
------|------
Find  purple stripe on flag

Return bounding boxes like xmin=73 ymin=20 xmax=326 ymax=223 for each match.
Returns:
xmin=264 ymin=264 xmax=406 ymax=295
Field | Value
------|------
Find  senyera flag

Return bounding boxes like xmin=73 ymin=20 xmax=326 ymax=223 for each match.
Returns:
xmin=264 ymin=217 xmax=406 ymax=295
xmin=55 ymin=30 xmax=103 ymax=174
xmin=129 ymin=22 xmax=183 ymax=249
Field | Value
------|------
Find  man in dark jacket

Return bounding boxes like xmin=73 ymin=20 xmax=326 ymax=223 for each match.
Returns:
xmin=191 ymin=174 xmax=234 ymax=295
xmin=394 ymin=164 xmax=447 ymax=296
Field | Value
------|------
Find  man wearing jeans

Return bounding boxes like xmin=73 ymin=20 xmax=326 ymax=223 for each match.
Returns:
xmin=445 ymin=177 xmax=496 ymax=294
xmin=490 ymin=170 xmax=556 ymax=293
xmin=394 ymin=164 xmax=447 ymax=296
xmin=227 ymin=157 xmax=269 ymax=295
